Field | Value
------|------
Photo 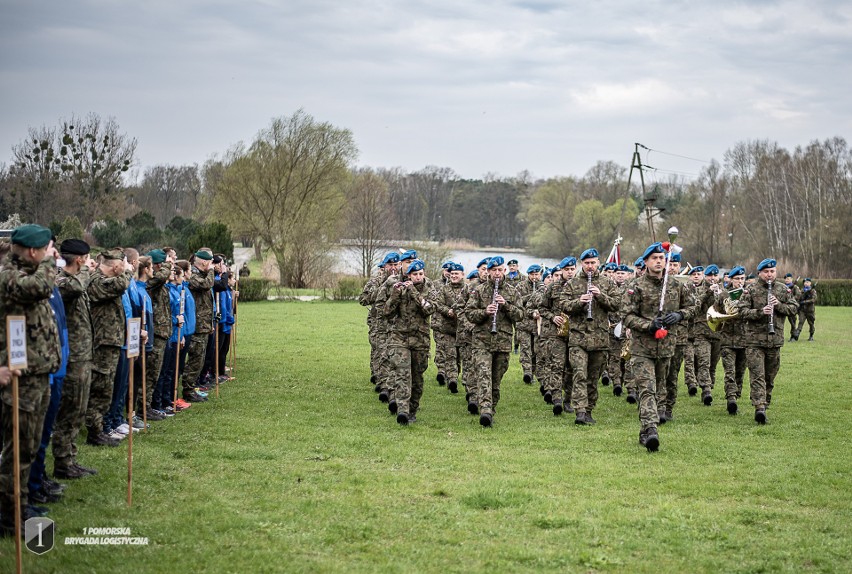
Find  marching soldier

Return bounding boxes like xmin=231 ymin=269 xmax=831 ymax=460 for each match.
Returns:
xmin=535 ymin=257 xmax=576 ymax=415
xmin=0 ymin=225 xmax=62 ymax=534
xmin=692 ymin=264 xmax=722 ymax=405
xmin=561 ymin=249 xmax=621 ymax=425
xmin=465 ymin=256 xmax=524 ymax=427
xmin=735 ymin=258 xmax=798 ymax=423
xmin=516 ymin=264 xmax=543 ymax=385
xmin=715 ymin=265 xmax=748 ymax=414
xmin=605 ymin=264 xmax=630 ymax=397
xmin=795 ymin=278 xmax=817 ymax=341
xmin=683 ymin=266 xmax=704 ymax=397
xmin=383 ymin=259 xmax=437 ymax=425
xmin=621 ymin=258 xmax=645 ymax=404
xmin=622 ymin=242 xmax=695 ymax=451
xmin=358 ymin=252 xmax=399 ymax=392
xmin=658 ymin=252 xmax=693 ymax=422
xmin=455 ymin=269 xmax=481 ymax=408
xmin=432 ymin=263 xmax=465 ymax=394
xmin=782 ymin=273 xmax=801 ymax=340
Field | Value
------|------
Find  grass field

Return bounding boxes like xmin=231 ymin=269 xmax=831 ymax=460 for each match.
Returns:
xmin=3 ymin=303 xmax=851 ymax=573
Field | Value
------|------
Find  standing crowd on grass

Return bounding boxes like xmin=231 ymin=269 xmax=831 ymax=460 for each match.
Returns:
xmin=0 ymin=224 xmax=237 ymax=537
xmin=360 ymin=245 xmax=814 ymax=452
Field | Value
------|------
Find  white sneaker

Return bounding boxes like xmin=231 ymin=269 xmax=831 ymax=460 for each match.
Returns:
xmin=108 ymin=429 xmax=127 ymax=441
xmin=115 ymin=424 xmax=131 ymax=435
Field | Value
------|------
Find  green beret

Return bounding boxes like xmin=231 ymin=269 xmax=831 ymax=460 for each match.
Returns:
xmin=147 ymin=249 xmax=167 ymax=264
xmin=101 ymin=247 xmax=125 ymax=261
xmin=194 ymin=250 xmax=213 ymax=261
xmin=11 ymin=224 xmax=52 ymax=248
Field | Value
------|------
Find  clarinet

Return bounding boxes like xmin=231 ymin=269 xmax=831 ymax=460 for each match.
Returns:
xmin=490 ymin=279 xmax=500 ymax=335
xmin=586 ymin=271 xmax=594 ymax=321
xmin=767 ymin=280 xmax=775 ymax=334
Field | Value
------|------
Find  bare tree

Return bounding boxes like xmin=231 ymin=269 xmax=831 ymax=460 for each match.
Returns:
xmin=345 ymin=168 xmax=397 ymax=277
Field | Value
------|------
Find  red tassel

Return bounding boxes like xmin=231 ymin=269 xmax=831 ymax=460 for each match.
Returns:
xmin=655 ymin=328 xmax=668 ymax=339
xmin=661 ymin=242 xmax=671 ymax=251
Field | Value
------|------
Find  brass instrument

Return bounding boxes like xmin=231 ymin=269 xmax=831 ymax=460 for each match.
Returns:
xmin=620 ymin=337 xmax=631 ymax=361
xmin=557 ymin=313 xmax=570 ymax=337
xmin=707 ymin=287 xmax=742 ymax=332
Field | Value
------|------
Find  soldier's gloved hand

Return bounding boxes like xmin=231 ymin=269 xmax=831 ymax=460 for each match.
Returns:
xmin=662 ymin=312 xmax=683 ymax=326
xmin=648 ymin=317 xmax=664 ymax=333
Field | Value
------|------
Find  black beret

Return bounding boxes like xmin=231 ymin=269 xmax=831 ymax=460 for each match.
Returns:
xmin=59 ymin=238 xmax=91 ymax=256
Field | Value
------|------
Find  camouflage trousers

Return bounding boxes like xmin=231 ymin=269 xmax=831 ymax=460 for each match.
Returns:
xmin=787 ymin=310 xmax=798 ymax=338
xmin=138 ymin=335 xmax=166 ymax=413
xmin=607 ymin=335 xmax=625 ymax=387
xmin=369 ymin=324 xmax=380 ymax=378
xmin=632 ymin=355 xmax=670 ymax=431
xmin=746 ymin=346 xmax=781 ymax=409
xmin=388 ymin=346 xmax=429 ymax=416
xmin=721 ymin=346 xmax=747 ymax=401
xmin=376 ymin=332 xmax=395 ymax=396
xmin=182 ymin=333 xmax=210 ymax=392
xmin=459 ymin=343 xmax=473 ymax=394
xmin=0 ymin=376 xmax=49 ymax=520
xmin=659 ymin=344 xmax=685 ymax=410
xmin=623 ymin=356 xmax=636 ymax=394
xmin=796 ymin=308 xmax=815 ymax=337
xmin=538 ymin=337 xmax=572 ymax=406
xmin=517 ymin=330 xmax=536 ymax=378
xmin=470 ymin=348 xmax=510 ymax=416
xmin=86 ymin=345 xmax=121 ymax=433
xmin=569 ymin=347 xmax=605 ymax=413
xmin=683 ymin=341 xmax=696 ymax=389
xmin=693 ymin=339 xmax=714 ymax=392
xmin=433 ymin=331 xmax=459 ymax=384
xmin=51 ymin=360 xmax=92 ymax=468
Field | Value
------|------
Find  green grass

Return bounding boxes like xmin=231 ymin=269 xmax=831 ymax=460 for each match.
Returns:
xmin=5 ymin=304 xmax=851 ymax=573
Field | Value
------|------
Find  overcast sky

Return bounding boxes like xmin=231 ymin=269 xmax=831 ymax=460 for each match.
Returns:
xmin=2 ymin=0 xmax=850 ymax=183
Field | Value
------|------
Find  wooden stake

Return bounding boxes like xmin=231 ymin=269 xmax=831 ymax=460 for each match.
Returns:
xmin=12 ymin=374 xmax=22 ymax=574
xmin=215 ymin=296 xmax=220 ymax=399
xmin=127 ymin=357 xmax=134 ymax=507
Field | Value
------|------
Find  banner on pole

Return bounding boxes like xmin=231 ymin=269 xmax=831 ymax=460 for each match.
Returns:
xmin=126 ymin=318 xmax=141 ymax=359
xmin=6 ymin=315 xmax=27 ymax=370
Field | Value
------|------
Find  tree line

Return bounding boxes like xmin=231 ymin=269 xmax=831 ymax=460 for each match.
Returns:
xmin=2 ymin=110 xmax=850 ymax=283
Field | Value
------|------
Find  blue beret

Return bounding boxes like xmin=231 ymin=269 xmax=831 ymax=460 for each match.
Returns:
xmin=11 ymin=224 xmax=52 ymax=248
xmin=635 ymin=260 xmax=645 ymax=269
xmin=688 ymin=266 xmax=704 ymax=275
xmin=603 ymin=262 xmax=618 ymax=272
xmin=400 ymin=249 xmax=417 ymax=261
xmin=670 ymin=252 xmax=681 ymax=263
xmin=441 ymin=261 xmax=454 ymax=270
xmin=466 ymin=269 xmax=479 ymax=280
xmin=407 ymin=259 xmax=425 ymax=274
xmin=450 ymin=262 xmax=464 ymax=272
xmin=542 ymin=269 xmax=551 ymax=280
xmin=379 ymin=252 xmax=400 ymax=268
xmin=527 ymin=264 xmax=542 ymax=274
xmin=147 ymin=248 xmax=167 ymax=264
xmin=641 ymin=242 xmax=665 ymax=260
xmin=477 ymin=257 xmax=491 ymax=268
xmin=579 ymin=248 xmax=599 ymax=261
xmin=487 ymin=256 xmax=505 ymax=269
xmin=728 ymin=266 xmax=745 ymax=277
xmin=704 ymin=264 xmax=720 ymax=276
xmin=559 ymin=256 xmax=577 ymax=268
xmin=756 ymin=258 xmax=776 ymax=271
xmin=617 ymin=264 xmax=630 ymax=272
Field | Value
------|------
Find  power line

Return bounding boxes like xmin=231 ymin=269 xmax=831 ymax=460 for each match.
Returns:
xmin=637 ymin=142 xmax=713 ymax=164
xmin=642 ymin=164 xmax=701 ymax=178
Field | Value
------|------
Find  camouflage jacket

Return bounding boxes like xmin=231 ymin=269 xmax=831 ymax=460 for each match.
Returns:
xmin=88 ymin=268 xmax=132 ymax=347
xmin=715 ymin=287 xmax=747 ymax=348
xmin=147 ymin=262 xmax=173 ymax=339
xmin=504 ymin=271 xmax=525 ymax=290
xmin=358 ymin=270 xmax=390 ymax=328
xmin=453 ymin=279 xmax=481 ymax=345
xmin=466 ymin=278 xmax=524 ymax=352
xmin=622 ymin=272 xmax=696 ymax=359
xmin=735 ymin=279 xmax=798 ymax=348
xmin=666 ymin=278 xmax=694 ymax=345
xmin=432 ymin=281 xmax=464 ymax=335
xmin=560 ymin=271 xmax=621 ymax=350
xmin=692 ymin=282 xmax=721 ymax=341
xmin=56 ymin=266 xmax=93 ymax=362
xmin=382 ymin=279 xmax=437 ymax=350
xmin=189 ymin=266 xmax=215 ymax=334
xmin=515 ymin=277 xmax=540 ymax=333
xmin=785 ymin=283 xmax=802 ymax=303
xmin=532 ymin=279 xmax=567 ymax=340
xmin=799 ymin=286 xmax=817 ymax=308
xmin=0 ymin=254 xmax=61 ymax=382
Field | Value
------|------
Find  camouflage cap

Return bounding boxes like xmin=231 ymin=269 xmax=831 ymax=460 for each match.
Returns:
xmin=101 ymin=247 xmax=126 ymax=261
xmin=11 ymin=224 xmax=52 ymax=248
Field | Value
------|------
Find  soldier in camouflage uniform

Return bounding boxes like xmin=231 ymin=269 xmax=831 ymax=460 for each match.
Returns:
xmin=52 ymin=239 xmax=101 ymax=478
xmin=657 ymin=253 xmax=694 ymax=422
xmin=181 ymin=250 xmax=215 ymax=402
xmin=691 ymin=264 xmax=722 ymax=406
xmin=715 ymin=265 xmax=748 ymax=414
xmin=0 ymin=225 xmax=61 ymax=532
xmin=735 ymin=258 xmax=798 ymax=424
xmin=782 ymin=273 xmax=801 ymax=340
xmin=141 ymin=248 xmax=173 ymax=417
xmin=535 ymin=258 xmax=576 ymax=415
xmin=85 ymin=247 xmax=132 ymax=445
xmin=516 ymin=264 xmax=542 ymax=385
xmin=622 ymin=257 xmax=645 ymax=404
xmin=383 ymin=259 xmax=437 ymax=425
xmin=456 ymin=261 xmax=488 ymax=408
xmin=505 ymin=259 xmax=524 ymax=353
xmin=622 ymin=242 xmax=695 ymax=451
xmin=605 ymin=264 xmax=630 ymax=397
xmin=465 ymin=256 xmax=523 ymax=427
xmin=682 ymin=266 xmax=704 ymax=397
xmin=431 ymin=261 xmax=455 ymax=388
xmin=795 ymin=278 xmax=817 ymax=341
xmin=561 ymin=249 xmax=621 ymax=424
xmin=432 ymin=263 xmax=465 ymax=394
xmin=358 ymin=252 xmax=399 ymax=392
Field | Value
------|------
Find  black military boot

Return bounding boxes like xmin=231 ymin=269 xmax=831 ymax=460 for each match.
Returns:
xmin=664 ymin=409 xmax=673 ymax=422
xmin=755 ymin=409 xmax=767 ymax=424
xmin=626 ymin=391 xmax=637 ymax=404
xmin=396 ymin=412 xmax=409 ymax=425
xmin=584 ymin=411 xmax=596 ymax=424
xmin=467 ymin=401 xmax=479 ymax=415
xmin=388 ymin=400 xmax=398 ymax=414
xmin=370 ymin=374 xmax=377 ymax=384
xmin=687 ymin=384 xmax=698 ymax=396
xmin=479 ymin=413 xmax=493 ymax=427
xmin=543 ymin=391 xmax=553 ymax=405
xmin=552 ymin=401 xmax=563 ymax=416
xmin=702 ymin=390 xmax=713 ymax=406
xmin=448 ymin=381 xmax=458 ymax=394
xmin=574 ymin=411 xmax=587 ymax=425
xmin=727 ymin=400 xmax=738 ymax=415
xmin=657 ymin=409 xmax=667 ymax=425
xmin=374 ymin=383 xmax=382 ymax=393
xmin=523 ymin=373 xmax=532 ymax=384
xmin=436 ymin=373 xmax=446 ymax=386
xmin=54 ymin=464 xmax=85 ymax=480
xmin=644 ymin=427 xmax=660 ymax=452
xmin=613 ymin=384 xmax=623 ymax=397
xmin=601 ymin=372 xmax=611 ymax=386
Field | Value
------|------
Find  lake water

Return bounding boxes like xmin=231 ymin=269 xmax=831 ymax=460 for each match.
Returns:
xmin=330 ymin=246 xmax=561 ymax=275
